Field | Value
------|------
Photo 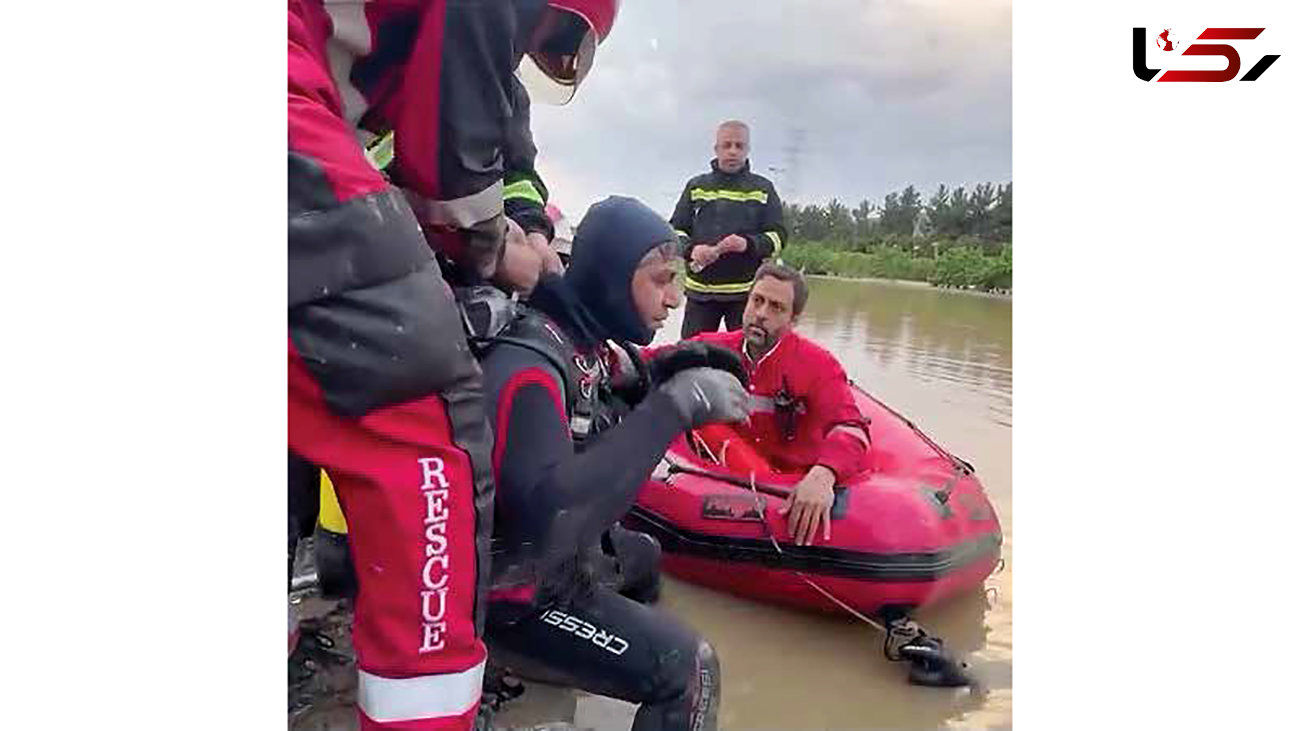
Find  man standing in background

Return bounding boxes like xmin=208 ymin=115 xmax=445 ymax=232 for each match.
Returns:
xmin=671 ymin=120 xmax=787 ymax=338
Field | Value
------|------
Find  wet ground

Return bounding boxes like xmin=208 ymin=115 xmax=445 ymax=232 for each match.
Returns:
xmin=287 ymin=580 xmax=638 ymax=731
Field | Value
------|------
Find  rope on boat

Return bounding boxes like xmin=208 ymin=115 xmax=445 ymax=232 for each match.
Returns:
xmin=689 ymin=429 xmax=720 ymax=465
xmin=851 ymin=381 xmax=975 ymax=475
xmin=742 ymin=471 xmax=888 ymax=633
xmin=675 ymin=449 xmax=975 ymax=686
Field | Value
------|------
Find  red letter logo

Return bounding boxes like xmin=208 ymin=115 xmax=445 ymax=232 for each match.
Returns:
xmin=1133 ymin=27 xmax=1281 ymax=82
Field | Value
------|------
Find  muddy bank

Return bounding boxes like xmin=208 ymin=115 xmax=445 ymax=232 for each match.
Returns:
xmin=805 ymin=273 xmax=1012 ymax=299
xmin=288 ymin=593 xmax=636 ymax=730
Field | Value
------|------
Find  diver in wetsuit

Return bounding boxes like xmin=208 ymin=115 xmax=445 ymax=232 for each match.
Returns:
xmin=478 ymin=196 xmax=751 ymax=730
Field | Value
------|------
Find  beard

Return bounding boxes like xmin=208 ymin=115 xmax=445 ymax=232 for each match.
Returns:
xmin=744 ymin=323 xmax=775 ymax=354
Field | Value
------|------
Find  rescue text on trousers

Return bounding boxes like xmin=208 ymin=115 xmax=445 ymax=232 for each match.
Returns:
xmin=419 ymin=457 xmax=452 ymax=654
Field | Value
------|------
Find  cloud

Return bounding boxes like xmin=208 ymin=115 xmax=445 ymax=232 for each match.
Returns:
xmin=528 ymin=0 xmax=1010 ymax=220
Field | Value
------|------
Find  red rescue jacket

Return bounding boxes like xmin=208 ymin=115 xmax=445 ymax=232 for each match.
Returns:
xmin=690 ymin=329 xmax=870 ymax=481
xmin=289 ymin=0 xmax=548 ymax=417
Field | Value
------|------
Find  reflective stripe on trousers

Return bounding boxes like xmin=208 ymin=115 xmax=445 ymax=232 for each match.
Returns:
xmin=357 ymin=659 xmax=486 ymax=724
xmin=289 ymin=602 xmax=300 ymax=657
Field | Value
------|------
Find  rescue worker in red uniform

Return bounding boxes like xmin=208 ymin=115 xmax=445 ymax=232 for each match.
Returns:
xmin=288 ymin=2 xmax=620 ymax=728
xmin=673 ymin=262 xmax=871 ymax=546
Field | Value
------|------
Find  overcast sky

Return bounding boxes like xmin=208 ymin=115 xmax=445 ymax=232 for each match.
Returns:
xmin=527 ymin=0 xmax=1011 ymax=222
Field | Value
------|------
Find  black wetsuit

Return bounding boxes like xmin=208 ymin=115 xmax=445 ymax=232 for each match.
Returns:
xmin=481 ymin=257 xmax=720 ymax=729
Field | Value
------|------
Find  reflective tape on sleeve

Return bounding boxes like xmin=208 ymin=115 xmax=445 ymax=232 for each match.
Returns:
xmin=404 ymin=181 xmax=504 ymax=228
xmin=502 ymin=179 xmax=544 ymax=206
xmin=765 ymin=230 xmax=783 ymax=254
xmin=683 ymin=275 xmax=755 ymax=295
xmin=363 ymin=130 xmax=395 ymax=172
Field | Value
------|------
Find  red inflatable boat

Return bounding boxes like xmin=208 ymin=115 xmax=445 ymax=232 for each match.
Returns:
xmin=624 ymin=385 xmax=1002 ymax=615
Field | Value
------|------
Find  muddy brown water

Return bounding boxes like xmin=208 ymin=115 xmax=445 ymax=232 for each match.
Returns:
xmin=292 ymin=277 xmax=1012 ymax=730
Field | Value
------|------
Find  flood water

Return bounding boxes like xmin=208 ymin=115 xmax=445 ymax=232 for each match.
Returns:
xmin=646 ymin=277 xmax=1012 ymax=730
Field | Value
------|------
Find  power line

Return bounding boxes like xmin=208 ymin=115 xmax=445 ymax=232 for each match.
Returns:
xmin=782 ymin=127 xmax=806 ymax=202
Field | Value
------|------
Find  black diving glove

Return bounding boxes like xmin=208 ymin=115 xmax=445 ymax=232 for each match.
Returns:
xmin=647 ymin=341 xmax=748 ymax=388
xmin=658 ymin=367 xmax=752 ymax=428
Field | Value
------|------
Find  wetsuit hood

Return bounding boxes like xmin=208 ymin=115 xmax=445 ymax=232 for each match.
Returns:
xmin=525 ymin=271 xmax=605 ymax=349
xmin=564 ymin=196 xmax=677 ymax=346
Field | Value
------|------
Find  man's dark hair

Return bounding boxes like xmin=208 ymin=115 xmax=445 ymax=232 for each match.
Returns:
xmin=753 ymin=261 xmax=809 ymax=316
xmin=637 ymin=240 xmax=680 ymax=269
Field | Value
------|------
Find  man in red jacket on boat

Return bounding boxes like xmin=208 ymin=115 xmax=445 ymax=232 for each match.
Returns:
xmin=662 ymin=262 xmax=871 ymax=546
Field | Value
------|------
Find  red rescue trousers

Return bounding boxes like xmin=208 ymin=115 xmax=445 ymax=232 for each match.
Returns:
xmin=289 ymin=344 xmax=485 ymax=729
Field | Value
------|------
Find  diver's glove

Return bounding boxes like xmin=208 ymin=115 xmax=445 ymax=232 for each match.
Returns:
xmin=647 ymin=341 xmax=748 ymax=388
xmin=658 ymin=367 xmax=752 ymax=428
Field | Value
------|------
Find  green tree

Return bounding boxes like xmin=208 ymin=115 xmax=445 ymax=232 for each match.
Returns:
xmin=951 ymin=186 xmax=971 ymax=237
xmin=878 ymin=185 xmax=923 ymax=238
xmin=825 ymin=198 xmax=854 ymax=244
xmin=969 ymin=182 xmax=997 ymax=243
xmin=924 ymin=185 xmax=951 ymax=243
xmin=801 ymin=203 xmax=831 ymax=241
xmin=852 ymin=198 xmax=875 ymax=241
xmin=783 ymin=202 xmax=803 ymax=239
xmin=989 ymin=183 xmax=1012 ymax=244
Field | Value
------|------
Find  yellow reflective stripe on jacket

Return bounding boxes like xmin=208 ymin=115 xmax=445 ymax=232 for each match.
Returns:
xmin=689 ymin=188 xmax=768 ymax=204
xmin=503 ymin=179 xmax=544 ymax=206
xmin=319 ymin=472 xmax=349 ymax=534
xmin=364 ymin=131 xmax=395 ymax=172
xmin=765 ymin=230 xmax=783 ymax=254
xmin=683 ymin=274 xmax=755 ymax=294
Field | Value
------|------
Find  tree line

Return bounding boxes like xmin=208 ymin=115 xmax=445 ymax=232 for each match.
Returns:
xmin=782 ymin=181 xmax=1011 ymax=257
xmin=777 ymin=181 xmax=1012 ymax=292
